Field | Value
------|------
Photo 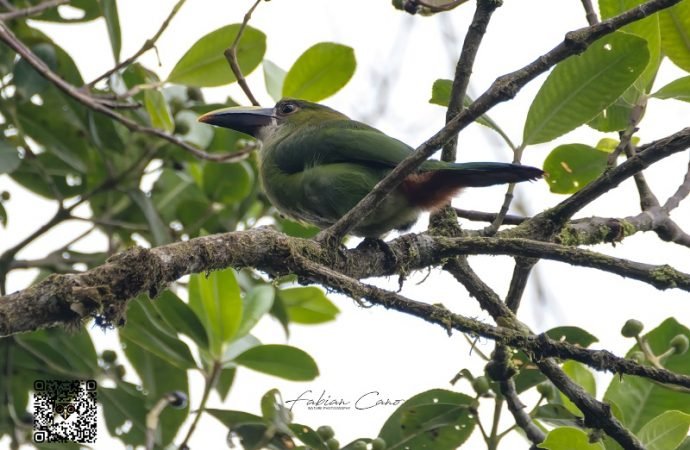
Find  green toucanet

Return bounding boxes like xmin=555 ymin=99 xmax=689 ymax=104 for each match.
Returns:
xmin=198 ymin=99 xmax=543 ymax=237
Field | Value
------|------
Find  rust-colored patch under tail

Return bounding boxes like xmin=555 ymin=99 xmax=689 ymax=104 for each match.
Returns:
xmin=400 ymin=172 xmax=464 ymax=210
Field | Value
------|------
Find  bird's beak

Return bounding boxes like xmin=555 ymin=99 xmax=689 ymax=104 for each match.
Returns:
xmin=198 ymin=106 xmax=275 ymax=138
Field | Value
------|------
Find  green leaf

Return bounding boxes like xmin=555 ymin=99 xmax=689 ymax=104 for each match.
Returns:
xmin=10 ymin=153 xmax=85 ymax=199
xmin=638 ymin=411 xmax=690 ymax=450
xmin=202 ymin=160 xmax=254 ymax=203
xmin=175 ymin=110 xmax=214 ymax=148
xmin=206 ymin=408 xmax=264 ymax=427
xmin=264 ymin=59 xmax=287 ymax=102
xmin=127 ymin=188 xmax=171 ymax=246
xmin=119 ymin=299 xmax=197 ymax=369
xmin=189 ymin=268 xmax=243 ymax=357
xmin=32 ymin=0 xmax=102 ymax=22
xmin=604 ymin=318 xmax=690 ymax=433
xmin=429 ymin=79 xmax=515 ymax=147
xmin=13 ymin=43 xmax=56 ymax=99
xmin=0 ymin=141 xmax=21 ymax=175
xmin=379 ymin=389 xmax=476 ymax=450
xmin=121 ymin=340 xmax=189 ymax=446
xmin=534 ymin=404 xmax=584 ymax=428
xmin=167 ymin=24 xmax=266 ymax=87
xmin=545 ymin=326 xmax=598 ymax=347
xmin=15 ymin=328 xmax=99 ymax=377
xmin=216 ymin=368 xmax=236 ymax=401
xmin=543 ymin=144 xmax=609 ymax=194
xmin=0 ymin=202 xmax=6 ymax=227
xmin=559 ymin=361 xmax=596 ymax=416
xmin=100 ymin=384 xmax=148 ymax=446
xmin=261 ymin=389 xmax=292 ymax=435
xmin=278 ymin=286 xmax=340 ymax=324
xmin=237 ymin=285 xmax=275 ymax=337
xmin=289 ymin=423 xmax=328 ymax=450
xmin=151 ymin=290 xmax=209 ymax=349
xmin=523 ymin=32 xmax=649 ymax=145
xmin=659 ymin=0 xmax=690 ymax=72
xmin=99 ymin=0 xmax=121 ymax=62
xmin=282 ymin=43 xmax=356 ymax=101
xmin=144 ymin=89 xmax=174 ymax=133
xmin=538 ymin=427 xmax=605 ymax=449
xmin=234 ymin=344 xmax=319 ymax=381
xmin=652 ymin=75 xmax=690 ymax=102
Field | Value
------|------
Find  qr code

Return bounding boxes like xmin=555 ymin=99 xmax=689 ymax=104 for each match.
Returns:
xmin=33 ymin=379 xmax=97 ymax=444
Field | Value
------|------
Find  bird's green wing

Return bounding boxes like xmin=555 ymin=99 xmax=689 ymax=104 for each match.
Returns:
xmin=272 ymin=120 xmax=415 ymax=173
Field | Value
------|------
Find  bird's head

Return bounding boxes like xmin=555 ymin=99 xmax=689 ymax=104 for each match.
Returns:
xmin=198 ymin=98 xmax=348 ymax=142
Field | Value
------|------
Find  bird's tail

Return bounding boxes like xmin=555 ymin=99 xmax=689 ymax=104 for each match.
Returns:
xmin=401 ymin=162 xmax=543 ymax=210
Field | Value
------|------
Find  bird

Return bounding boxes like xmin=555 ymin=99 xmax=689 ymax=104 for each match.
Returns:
xmin=198 ymin=99 xmax=543 ymax=238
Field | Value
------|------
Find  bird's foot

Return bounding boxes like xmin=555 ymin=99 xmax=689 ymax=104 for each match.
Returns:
xmin=357 ymin=237 xmax=401 ymax=280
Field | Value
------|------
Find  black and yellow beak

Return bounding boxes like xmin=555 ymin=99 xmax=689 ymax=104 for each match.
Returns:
xmin=198 ymin=106 xmax=274 ymax=138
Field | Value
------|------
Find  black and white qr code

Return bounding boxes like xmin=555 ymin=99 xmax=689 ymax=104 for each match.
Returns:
xmin=33 ymin=379 xmax=97 ymax=444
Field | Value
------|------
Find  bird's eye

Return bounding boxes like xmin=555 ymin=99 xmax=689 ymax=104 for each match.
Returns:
xmin=279 ymin=103 xmax=297 ymax=115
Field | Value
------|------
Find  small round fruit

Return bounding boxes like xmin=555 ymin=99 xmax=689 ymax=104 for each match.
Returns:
xmin=471 ymin=376 xmax=490 ymax=396
xmin=629 ymin=351 xmax=645 ymax=363
xmin=317 ymin=425 xmax=335 ymax=440
xmin=326 ymin=437 xmax=340 ymax=450
xmin=371 ymin=437 xmax=387 ymax=450
xmin=670 ymin=334 xmax=689 ymax=355
xmin=536 ymin=381 xmax=556 ymax=399
xmin=352 ymin=441 xmax=367 ymax=450
xmin=168 ymin=391 xmax=188 ymax=409
xmin=102 ymin=350 xmax=117 ymax=363
xmin=621 ymin=319 xmax=644 ymax=338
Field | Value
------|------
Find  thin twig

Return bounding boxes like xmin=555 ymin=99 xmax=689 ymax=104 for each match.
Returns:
xmin=441 ymin=0 xmax=499 ymax=162
xmin=454 ymin=208 xmax=526 ymax=225
xmin=579 ymin=0 xmax=599 ymax=25
xmin=179 ymin=361 xmax=221 ymax=448
xmin=318 ymin=0 xmax=682 ymax=241
xmin=0 ymin=0 xmax=67 ymax=21
xmin=87 ymin=0 xmax=187 ymax=88
xmin=663 ymin=159 xmax=690 ymax=212
xmin=0 ymin=22 xmax=250 ymax=162
xmin=224 ymin=0 xmax=262 ymax=106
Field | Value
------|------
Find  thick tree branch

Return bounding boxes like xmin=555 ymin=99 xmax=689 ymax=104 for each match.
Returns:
xmin=319 ymin=0 xmax=682 ymax=240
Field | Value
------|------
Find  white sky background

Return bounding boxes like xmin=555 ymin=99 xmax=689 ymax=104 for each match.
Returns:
xmin=1 ymin=0 xmax=690 ymax=448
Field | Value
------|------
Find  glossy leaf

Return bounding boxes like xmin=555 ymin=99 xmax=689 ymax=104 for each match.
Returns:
xmin=10 ymin=153 xmax=85 ymax=199
xmin=121 ymin=340 xmax=189 ymax=446
xmin=100 ymin=384 xmax=148 ymax=446
xmin=545 ymin=326 xmax=598 ymax=347
xmin=534 ymin=404 xmax=584 ymax=428
xmin=175 ymin=110 xmax=214 ymax=148
xmin=237 ymin=285 xmax=275 ymax=337
xmin=538 ymin=427 xmax=605 ymax=449
xmin=144 ymin=89 xmax=174 ymax=133
xmin=100 ymin=0 xmax=121 ymax=62
xmin=278 ymin=286 xmax=339 ymax=324
xmin=151 ymin=290 xmax=209 ymax=349
xmin=234 ymin=344 xmax=319 ymax=381
xmin=379 ymin=389 xmax=476 ymax=450
xmin=282 ymin=42 xmax=356 ymax=101
xmin=33 ymin=0 xmax=102 ymax=22
xmin=119 ymin=299 xmax=197 ymax=369
xmin=202 ymin=160 xmax=254 ymax=203
xmin=605 ymin=318 xmax=690 ymax=433
xmin=430 ymin=79 xmax=516 ymax=147
xmin=188 ymin=268 xmax=243 ymax=357
xmin=13 ymin=43 xmax=55 ymax=99
xmin=638 ymin=411 xmax=690 ymax=450
xmin=652 ymin=76 xmax=690 ymax=102
xmin=523 ymin=32 xmax=649 ymax=145
xmin=0 ymin=141 xmax=21 ymax=175
xmin=127 ymin=188 xmax=171 ymax=246
xmin=0 ymin=203 xmax=6 ymax=227
xmin=560 ymin=361 xmax=596 ymax=416
xmin=543 ymin=144 xmax=608 ymax=194
xmin=216 ymin=368 xmax=236 ymax=401
xmin=659 ymin=0 xmax=690 ymax=72
xmin=15 ymin=328 xmax=99 ymax=377
xmin=167 ymin=24 xmax=266 ymax=87
xmin=289 ymin=423 xmax=328 ymax=450
xmin=264 ymin=59 xmax=287 ymax=102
